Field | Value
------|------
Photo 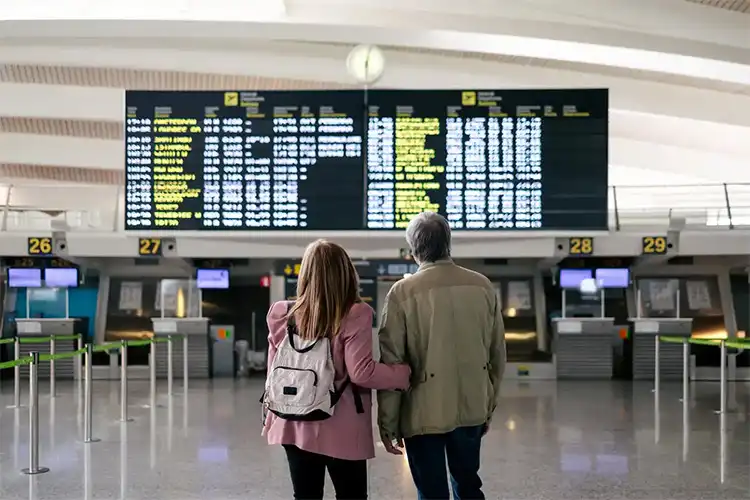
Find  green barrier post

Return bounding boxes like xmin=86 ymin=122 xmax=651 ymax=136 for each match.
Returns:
xmin=149 ymin=338 xmax=157 ymax=408
xmin=718 ymin=340 xmax=726 ymax=415
xmin=22 ymin=352 xmax=49 ymax=475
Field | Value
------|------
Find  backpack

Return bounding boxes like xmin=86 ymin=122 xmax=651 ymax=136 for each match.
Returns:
xmin=262 ymin=303 xmax=363 ymax=421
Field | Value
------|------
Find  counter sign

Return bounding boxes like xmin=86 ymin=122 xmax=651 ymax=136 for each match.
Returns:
xmin=27 ymin=237 xmax=53 ymax=256
xmin=568 ymin=237 xmax=594 ymax=256
xmin=642 ymin=236 xmax=668 ymax=255
xmin=138 ymin=238 xmax=162 ymax=256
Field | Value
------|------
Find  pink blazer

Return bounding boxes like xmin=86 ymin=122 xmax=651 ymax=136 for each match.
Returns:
xmin=263 ymin=301 xmax=410 ymax=461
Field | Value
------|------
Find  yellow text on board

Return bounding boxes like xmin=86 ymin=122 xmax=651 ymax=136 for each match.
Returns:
xmin=568 ymin=237 xmax=594 ymax=256
xmin=27 ymin=237 xmax=53 ymax=256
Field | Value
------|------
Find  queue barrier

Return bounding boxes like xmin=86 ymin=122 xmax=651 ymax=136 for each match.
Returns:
xmin=656 ymin=336 xmax=750 ymax=416
xmin=0 ymin=334 xmax=185 ymax=475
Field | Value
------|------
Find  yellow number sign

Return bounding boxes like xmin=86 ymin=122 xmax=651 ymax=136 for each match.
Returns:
xmin=642 ymin=236 xmax=668 ymax=255
xmin=27 ymin=237 xmax=53 ymax=256
xmin=138 ymin=238 xmax=162 ymax=256
xmin=569 ymin=237 xmax=594 ymax=256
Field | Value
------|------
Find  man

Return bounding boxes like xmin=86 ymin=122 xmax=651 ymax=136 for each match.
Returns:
xmin=377 ymin=212 xmax=506 ymax=500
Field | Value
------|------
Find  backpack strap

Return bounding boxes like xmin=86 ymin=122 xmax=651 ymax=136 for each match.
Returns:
xmin=286 ymin=301 xmax=319 ymax=354
xmin=332 ymin=378 xmax=365 ymax=414
xmin=286 ymin=301 xmax=364 ymax=414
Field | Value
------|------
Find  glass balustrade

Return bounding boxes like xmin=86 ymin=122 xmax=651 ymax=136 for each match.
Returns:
xmin=0 ymin=183 xmax=747 ymax=232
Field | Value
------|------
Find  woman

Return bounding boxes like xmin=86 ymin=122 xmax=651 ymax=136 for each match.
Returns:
xmin=264 ymin=239 xmax=411 ymax=500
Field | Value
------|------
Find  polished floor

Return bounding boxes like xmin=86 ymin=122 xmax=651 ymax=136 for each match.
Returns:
xmin=0 ymin=377 xmax=748 ymax=499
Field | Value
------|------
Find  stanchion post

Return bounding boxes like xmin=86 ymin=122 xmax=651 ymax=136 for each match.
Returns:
xmin=718 ymin=340 xmax=727 ymax=415
xmin=167 ymin=335 xmax=174 ymax=396
xmin=182 ymin=334 xmax=188 ymax=392
xmin=84 ymin=343 xmax=100 ymax=443
xmin=150 ymin=339 xmax=156 ymax=407
xmin=682 ymin=338 xmax=689 ymax=403
xmin=50 ymin=336 xmax=56 ymax=398
xmin=11 ymin=336 xmax=21 ymax=408
xmin=654 ymin=335 xmax=660 ymax=397
xmin=76 ymin=334 xmax=83 ymax=382
xmin=120 ymin=340 xmax=132 ymax=422
xmin=22 ymin=352 xmax=49 ymax=475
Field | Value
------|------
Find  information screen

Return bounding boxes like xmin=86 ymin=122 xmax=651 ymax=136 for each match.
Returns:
xmin=125 ymin=91 xmax=365 ymax=230
xmin=366 ymin=89 xmax=608 ymax=229
xmin=125 ymin=89 xmax=608 ymax=231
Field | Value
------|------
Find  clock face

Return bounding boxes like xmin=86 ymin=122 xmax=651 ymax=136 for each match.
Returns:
xmin=347 ymin=45 xmax=385 ymax=84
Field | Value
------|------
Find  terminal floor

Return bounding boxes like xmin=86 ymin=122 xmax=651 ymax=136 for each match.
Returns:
xmin=0 ymin=378 xmax=749 ymax=499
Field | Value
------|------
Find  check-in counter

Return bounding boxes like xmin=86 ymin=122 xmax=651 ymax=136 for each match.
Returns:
xmin=152 ymin=318 xmax=210 ymax=379
xmin=16 ymin=318 xmax=81 ymax=379
xmin=630 ymin=318 xmax=693 ymax=380
xmin=553 ymin=318 xmax=616 ymax=379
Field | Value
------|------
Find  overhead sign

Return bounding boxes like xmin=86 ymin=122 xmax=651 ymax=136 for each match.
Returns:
xmin=642 ymin=236 xmax=668 ymax=255
xmin=27 ymin=237 xmax=53 ymax=256
xmin=568 ymin=237 xmax=594 ymax=256
xmin=275 ymin=259 xmax=418 ymax=278
xmin=138 ymin=237 xmax=162 ymax=256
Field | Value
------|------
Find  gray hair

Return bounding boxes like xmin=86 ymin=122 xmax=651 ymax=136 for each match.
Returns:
xmin=405 ymin=212 xmax=451 ymax=264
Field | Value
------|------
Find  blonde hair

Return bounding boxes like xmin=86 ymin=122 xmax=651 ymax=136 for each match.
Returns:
xmin=289 ymin=240 xmax=360 ymax=340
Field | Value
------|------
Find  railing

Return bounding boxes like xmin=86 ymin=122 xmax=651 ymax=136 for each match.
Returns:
xmin=0 ymin=183 xmax=749 ymax=232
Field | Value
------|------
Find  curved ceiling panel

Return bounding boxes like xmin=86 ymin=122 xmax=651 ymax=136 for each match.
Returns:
xmin=0 ymin=0 xmax=748 ymax=187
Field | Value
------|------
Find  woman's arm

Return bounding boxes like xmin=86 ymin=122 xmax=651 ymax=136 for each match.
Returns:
xmin=342 ymin=304 xmax=410 ymax=390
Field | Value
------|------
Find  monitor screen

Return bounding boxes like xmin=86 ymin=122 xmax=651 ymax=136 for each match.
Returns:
xmin=44 ymin=268 xmax=79 ymax=288
xmin=124 ymin=89 xmax=608 ymax=231
xmin=559 ymin=269 xmax=593 ymax=289
xmin=8 ymin=268 xmax=42 ymax=288
xmin=196 ymin=269 xmax=230 ymax=289
xmin=595 ymin=268 xmax=630 ymax=288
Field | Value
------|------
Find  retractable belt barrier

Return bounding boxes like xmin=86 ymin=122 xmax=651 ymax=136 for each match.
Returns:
xmin=0 ymin=334 xmax=187 ymax=475
xmin=655 ymin=336 xmax=750 ymax=419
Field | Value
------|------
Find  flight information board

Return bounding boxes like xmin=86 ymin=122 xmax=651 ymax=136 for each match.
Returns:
xmin=125 ymin=89 xmax=608 ymax=231
xmin=366 ymin=89 xmax=608 ymax=230
xmin=125 ymin=91 xmax=365 ymax=230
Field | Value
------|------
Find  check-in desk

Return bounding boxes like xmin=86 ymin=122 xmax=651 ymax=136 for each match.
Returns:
xmin=15 ymin=318 xmax=81 ymax=379
xmin=630 ymin=318 xmax=693 ymax=380
xmin=553 ymin=318 xmax=616 ymax=379
xmin=152 ymin=318 xmax=210 ymax=379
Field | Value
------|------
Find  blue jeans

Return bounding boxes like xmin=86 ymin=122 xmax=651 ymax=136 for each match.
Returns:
xmin=404 ymin=424 xmax=486 ymax=500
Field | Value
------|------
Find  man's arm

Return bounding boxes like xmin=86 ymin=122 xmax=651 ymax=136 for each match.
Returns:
xmin=487 ymin=291 xmax=506 ymax=421
xmin=376 ymin=291 xmax=408 ymax=444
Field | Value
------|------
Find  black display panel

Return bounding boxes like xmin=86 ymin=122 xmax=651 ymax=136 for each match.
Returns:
xmin=125 ymin=91 xmax=365 ymax=230
xmin=366 ymin=89 xmax=608 ymax=230
xmin=125 ymin=89 xmax=608 ymax=231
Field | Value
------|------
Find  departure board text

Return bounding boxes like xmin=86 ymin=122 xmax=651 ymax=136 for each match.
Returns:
xmin=125 ymin=91 xmax=364 ymax=230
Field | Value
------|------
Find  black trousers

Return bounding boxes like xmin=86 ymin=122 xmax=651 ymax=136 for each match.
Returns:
xmin=283 ymin=445 xmax=368 ymax=500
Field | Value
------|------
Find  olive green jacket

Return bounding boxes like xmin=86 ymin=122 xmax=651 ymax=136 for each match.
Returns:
xmin=377 ymin=260 xmax=506 ymax=440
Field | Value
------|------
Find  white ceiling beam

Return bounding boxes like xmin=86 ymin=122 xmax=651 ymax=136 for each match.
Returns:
xmin=1 ymin=43 xmax=750 ymax=127
xmin=0 ymin=18 xmax=748 ymax=84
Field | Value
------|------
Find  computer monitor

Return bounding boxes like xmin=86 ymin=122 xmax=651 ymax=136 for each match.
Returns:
xmin=196 ymin=269 xmax=230 ymax=289
xmin=559 ymin=269 xmax=593 ymax=289
xmin=44 ymin=268 xmax=79 ymax=288
xmin=8 ymin=268 xmax=42 ymax=288
xmin=595 ymin=268 xmax=630 ymax=288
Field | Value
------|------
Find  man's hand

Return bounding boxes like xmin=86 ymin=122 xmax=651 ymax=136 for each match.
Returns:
xmin=379 ymin=430 xmax=404 ymax=455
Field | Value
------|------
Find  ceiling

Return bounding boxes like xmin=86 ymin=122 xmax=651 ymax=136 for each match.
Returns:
xmin=0 ymin=0 xmax=749 ymax=189
xmin=685 ymin=0 xmax=750 ymax=13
